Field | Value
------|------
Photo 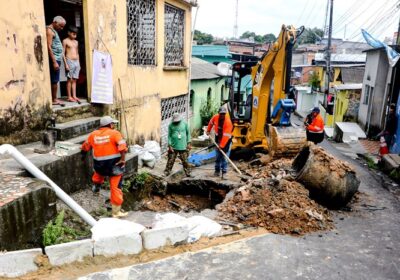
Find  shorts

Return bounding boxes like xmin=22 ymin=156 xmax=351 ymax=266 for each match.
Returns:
xmin=50 ymin=60 xmax=61 ymax=84
xmin=66 ymin=58 xmax=81 ymax=80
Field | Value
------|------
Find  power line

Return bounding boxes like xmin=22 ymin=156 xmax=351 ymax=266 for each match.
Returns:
xmin=332 ymin=0 xmax=378 ymax=36
xmin=297 ymin=0 xmax=311 ymax=26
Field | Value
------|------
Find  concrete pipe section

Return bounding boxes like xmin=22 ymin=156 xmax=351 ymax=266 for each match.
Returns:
xmin=292 ymin=144 xmax=360 ymax=208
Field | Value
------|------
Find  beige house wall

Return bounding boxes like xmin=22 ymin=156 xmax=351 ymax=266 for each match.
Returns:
xmin=0 ymin=0 xmax=193 ymax=145
xmin=84 ymin=0 xmax=192 ymax=143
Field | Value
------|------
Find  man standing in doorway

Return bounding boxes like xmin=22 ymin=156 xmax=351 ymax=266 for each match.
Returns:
xmin=377 ymin=103 xmax=397 ymax=147
xmin=46 ymin=16 xmax=66 ymax=106
xmin=207 ymin=106 xmax=233 ymax=178
xmin=81 ymin=116 xmax=128 ymax=218
xmin=164 ymin=113 xmax=192 ymax=177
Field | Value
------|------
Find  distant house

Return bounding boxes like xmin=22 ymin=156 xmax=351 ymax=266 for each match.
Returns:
xmin=333 ymin=83 xmax=363 ymax=123
xmin=226 ymin=40 xmax=268 ymax=62
xmin=192 ymin=45 xmax=232 ymax=64
xmin=189 ymin=57 xmax=229 ymax=132
xmin=358 ymin=47 xmax=400 ymax=137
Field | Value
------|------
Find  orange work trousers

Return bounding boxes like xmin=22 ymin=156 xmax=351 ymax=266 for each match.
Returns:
xmin=92 ymin=172 xmax=123 ymax=206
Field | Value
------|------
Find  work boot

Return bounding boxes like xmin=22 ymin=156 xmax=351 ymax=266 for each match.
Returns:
xmin=164 ymin=170 xmax=170 ymax=177
xmin=92 ymin=184 xmax=101 ymax=195
xmin=214 ymin=171 xmax=220 ymax=177
xmin=111 ymin=205 xmax=128 ymax=218
xmin=221 ymin=171 xmax=227 ymax=180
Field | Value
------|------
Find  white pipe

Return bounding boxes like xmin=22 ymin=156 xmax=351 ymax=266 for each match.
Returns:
xmin=0 ymin=144 xmax=97 ymax=227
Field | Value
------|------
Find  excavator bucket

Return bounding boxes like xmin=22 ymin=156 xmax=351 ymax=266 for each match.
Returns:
xmin=268 ymin=125 xmax=307 ymax=158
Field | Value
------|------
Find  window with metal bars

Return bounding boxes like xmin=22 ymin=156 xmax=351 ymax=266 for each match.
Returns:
xmin=127 ymin=0 xmax=156 ymax=65
xmin=164 ymin=4 xmax=185 ymax=67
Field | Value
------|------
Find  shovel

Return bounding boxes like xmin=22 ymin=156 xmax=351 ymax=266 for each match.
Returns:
xmin=209 ymin=137 xmax=242 ymax=175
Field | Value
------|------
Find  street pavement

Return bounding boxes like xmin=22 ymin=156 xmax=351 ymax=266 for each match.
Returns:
xmin=80 ymin=131 xmax=400 ymax=280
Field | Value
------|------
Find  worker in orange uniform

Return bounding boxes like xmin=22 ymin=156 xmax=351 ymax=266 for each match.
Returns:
xmin=304 ymin=107 xmax=324 ymax=144
xmin=206 ymin=106 xmax=233 ymax=178
xmin=81 ymin=116 xmax=128 ymax=218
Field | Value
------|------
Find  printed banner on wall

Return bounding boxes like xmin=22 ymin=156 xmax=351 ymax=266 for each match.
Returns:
xmin=91 ymin=50 xmax=113 ymax=104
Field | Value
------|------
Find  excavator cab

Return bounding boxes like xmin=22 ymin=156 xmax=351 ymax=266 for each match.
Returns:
xmin=228 ymin=61 xmax=257 ymax=122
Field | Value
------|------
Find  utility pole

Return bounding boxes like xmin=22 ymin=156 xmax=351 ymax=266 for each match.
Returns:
xmin=233 ymin=0 xmax=239 ymax=39
xmin=325 ymin=0 xmax=334 ymax=96
xmin=323 ymin=0 xmax=329 ymax=37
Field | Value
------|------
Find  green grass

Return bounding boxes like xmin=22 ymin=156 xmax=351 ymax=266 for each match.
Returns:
xmin=42 ymin=210 xmax=91 ymax=246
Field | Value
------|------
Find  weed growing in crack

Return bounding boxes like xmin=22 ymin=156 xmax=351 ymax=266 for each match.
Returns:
xmin=42 ymin=210 xmax=90 ymax=246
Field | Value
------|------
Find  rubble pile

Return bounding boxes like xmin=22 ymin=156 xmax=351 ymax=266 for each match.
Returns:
xmin=218 ymin=158 xmax=334 ymax=235
xmin=310 ymin=146 xmax=355 ymax=177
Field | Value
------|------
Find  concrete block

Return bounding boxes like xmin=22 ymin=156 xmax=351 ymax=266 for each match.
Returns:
xmin=45 ymin=239 xmax=93 ymax=266
xmin=94 ymin=233 xmax=142 ymax=257
xmin=0 ymin=248 xmax=42 ymax=278
xmin=141 ymin=226 xmax=189 ymax=250
xmin=382 ymin=154 xmax=400 ymax=172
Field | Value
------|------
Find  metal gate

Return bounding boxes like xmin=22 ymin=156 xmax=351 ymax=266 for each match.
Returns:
xmin=161 ymin=94 xmax=188 ymax=153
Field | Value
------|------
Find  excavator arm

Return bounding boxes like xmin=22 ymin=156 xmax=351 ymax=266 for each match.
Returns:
xmin=230 ymin=25 xmax=307 ymax=157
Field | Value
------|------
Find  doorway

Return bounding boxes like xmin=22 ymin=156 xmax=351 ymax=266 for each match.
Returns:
xmin=43 ymin=0 xmax=88 ymax=105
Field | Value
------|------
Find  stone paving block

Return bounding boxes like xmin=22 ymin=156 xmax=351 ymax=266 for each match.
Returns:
xmin=45 ymin=239 xmax=94 ymax=266
xmin=141 ymin=226 xmax=189 ymax=250
xmin=0 ymin=248 xmax=42 ymax=278
xmin=94 ymin=233 xmax=142 ymax=257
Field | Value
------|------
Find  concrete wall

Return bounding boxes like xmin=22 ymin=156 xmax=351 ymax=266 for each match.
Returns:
xmin=190 ymin=78 xmax=228 ymax=132
xmin=358 ymin=49 xmax=389 ymax=133
xmin=0 ymin=0 xmax=52 ymax=144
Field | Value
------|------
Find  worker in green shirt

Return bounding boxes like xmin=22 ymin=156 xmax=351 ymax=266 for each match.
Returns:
xmin=164 ymin=113 xmax=192 ymax=177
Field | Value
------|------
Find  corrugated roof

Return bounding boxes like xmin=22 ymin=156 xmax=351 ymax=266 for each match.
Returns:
xmin=314 ymin=53 xmax=366 ymax=63
xmin=334 ymin=83 xmax=362 ymax=90
xmin=192 ymin=45 xmax=231 ymax=58
xmin=191 ymin=57 xmax=220 ymax=80
xmin=340 ymin=67 xmax=365 ymax=84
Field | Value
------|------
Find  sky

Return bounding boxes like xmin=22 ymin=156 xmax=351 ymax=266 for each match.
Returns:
xmin=193 ymin=0 xmax=400 ymax=42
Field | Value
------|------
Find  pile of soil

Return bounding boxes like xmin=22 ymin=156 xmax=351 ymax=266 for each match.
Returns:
xmin=218 ymin=156 xmax=333 ymax=235
xmin=310 ymin=146 xmax=356 ymax=177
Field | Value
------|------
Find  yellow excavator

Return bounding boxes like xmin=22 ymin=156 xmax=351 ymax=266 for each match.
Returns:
xmin=228 ymin=25 xmax=307 ymax=157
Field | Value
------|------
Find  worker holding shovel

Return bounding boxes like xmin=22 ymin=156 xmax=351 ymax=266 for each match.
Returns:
xmin=207 ymin=106 xmax=233 ymax=178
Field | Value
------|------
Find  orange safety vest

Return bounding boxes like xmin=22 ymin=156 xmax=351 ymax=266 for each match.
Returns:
xmin=81 ymin=127 xmax=127 ymax=161
xmin=307 ymin=114 xmax=324 ymax=133
xmin=207 ymin=113 xmax=233 ymax=148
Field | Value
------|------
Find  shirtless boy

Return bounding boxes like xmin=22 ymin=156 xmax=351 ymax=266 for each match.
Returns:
xmin=63 ymin=26 xmax=81 ymax=104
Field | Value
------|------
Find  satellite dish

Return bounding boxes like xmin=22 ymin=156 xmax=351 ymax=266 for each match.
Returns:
xmin=217 ymin=62 xmax=232 ymax=76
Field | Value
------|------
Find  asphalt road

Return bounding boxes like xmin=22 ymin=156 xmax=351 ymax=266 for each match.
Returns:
xmin=80 ymin=138 xmax=400 ymax=280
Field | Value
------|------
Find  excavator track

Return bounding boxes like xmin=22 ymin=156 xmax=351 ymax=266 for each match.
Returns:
xmin=268 ymin=125 xmax=307 ymax=158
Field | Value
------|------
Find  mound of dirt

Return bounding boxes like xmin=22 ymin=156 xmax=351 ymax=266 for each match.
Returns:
xmin=218 ymin=178 xmax=333 ymax=235
xmin=310 ymin=146 xmax=355 ymax=177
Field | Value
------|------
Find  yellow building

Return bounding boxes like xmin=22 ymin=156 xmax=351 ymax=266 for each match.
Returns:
xmin=0 ymin=0 xmax=196 ymax=150
xmin=333 ymin=84 xmax=363 ymax=123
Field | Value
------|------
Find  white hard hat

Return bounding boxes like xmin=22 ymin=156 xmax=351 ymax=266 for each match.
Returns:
xmin=100 ymin=116 xmax=118 ymax=127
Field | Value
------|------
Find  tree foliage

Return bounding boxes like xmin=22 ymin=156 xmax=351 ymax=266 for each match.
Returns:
xmin=297 ymin=27 xmax=324 ymax=44
xmin=194 ymin=30 xmax=214 ymax=45
xmin=240 ymin=31 xmax=276 ymax=43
